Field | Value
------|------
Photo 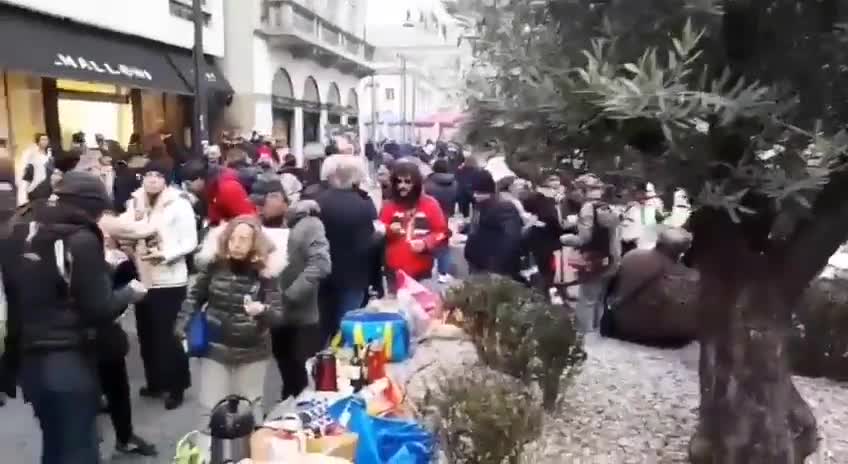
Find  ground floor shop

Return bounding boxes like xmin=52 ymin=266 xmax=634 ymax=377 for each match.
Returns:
xmin=0 ymin=4 xmax=231 ymax=168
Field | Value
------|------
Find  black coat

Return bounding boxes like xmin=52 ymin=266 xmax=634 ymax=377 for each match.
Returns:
xmin=464 ymin=198 xmax=524 ymax=279
xmin=316 ymin=188 xmax=377 ymax=289
xmin=3 ymin=204 xmax=135 ymax=355
xmin=424 ymin=173 xmax=459 ymax=217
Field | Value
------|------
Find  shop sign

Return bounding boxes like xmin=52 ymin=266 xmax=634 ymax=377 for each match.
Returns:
xmin=53 ymin=53 xmax=153 ymax=81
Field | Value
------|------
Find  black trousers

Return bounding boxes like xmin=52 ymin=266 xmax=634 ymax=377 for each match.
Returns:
xmin=97 ymin=357 xmax=133 ymax=444
xmin=134 ymin=286 xmax=191 ymax=394
xmin=271 ymin=324 xmax=321 ymax=401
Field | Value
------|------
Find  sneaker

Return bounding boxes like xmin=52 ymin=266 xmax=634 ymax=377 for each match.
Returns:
xmin=437 ymin=274 xmax=453 ymax=284
xmin=116 ymin=434 xmax=158 ymax=456
xmin=164 ymin=391 xmax=184 ymax=410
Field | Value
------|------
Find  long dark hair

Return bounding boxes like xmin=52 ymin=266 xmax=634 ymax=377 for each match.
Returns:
xmin=389 ymin=161 xmax=423 ymax=207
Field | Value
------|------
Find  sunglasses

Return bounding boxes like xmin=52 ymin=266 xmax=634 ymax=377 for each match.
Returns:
xmin=394 ymin=178 xmax=414 ymax=186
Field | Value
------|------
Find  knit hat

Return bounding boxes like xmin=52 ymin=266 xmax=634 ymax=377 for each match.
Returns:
xmin=142 ymin=160 xmax=172 ymax=184
xmin=472 ymin=170 xmax=496 ymax=194
xmin=53 ymin=171 xmax=112 ymax=218
xmin=250 ymin=172 xmax=285 ymax=206
xmin=180 ymin=158 xmax=208 ymax=182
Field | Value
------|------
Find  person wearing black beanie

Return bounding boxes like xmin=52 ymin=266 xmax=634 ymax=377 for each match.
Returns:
xmin=142 ymin=159 xmax=172 ymax=184
xmin=464 ymin=169 xmax=525 ymax=282
xmin=1 ymin=170 xmax=148 ymax=463
xmin=53 ymin=170 xmax=114 ymax=218
xmin=116 ymin=159 xmax=197 ymax=410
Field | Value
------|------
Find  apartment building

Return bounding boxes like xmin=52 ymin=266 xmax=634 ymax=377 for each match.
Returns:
xmin=222 ymin=0 xmax=373 ymax=161
xmin=0 ymin=0 xmax=231 ymax=163
xmin=360 ymin=0 xmax=471 ymax=142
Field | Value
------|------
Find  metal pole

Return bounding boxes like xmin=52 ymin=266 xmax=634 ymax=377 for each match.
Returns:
xmin=411 ymin=75 xmax=416 ymax=143
xmin=192 ymin=0 xmax=207 ymax=158
xmin=370 ymin=75 xmax=377 ymax=141
xmin=400 ymin=55 xmax=407 ymax=142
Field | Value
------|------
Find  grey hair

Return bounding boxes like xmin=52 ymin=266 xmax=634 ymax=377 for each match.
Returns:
xmin=321 ymin=154 xmax=366 ymax=189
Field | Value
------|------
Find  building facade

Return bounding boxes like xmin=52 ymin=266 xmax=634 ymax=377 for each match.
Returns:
xmin=222 ymin=0 xmax=373 ymax=161
xmin=0 ymin=0 xmax=230 ymax=166
xmin=360 ymin=0 xmax=470 ymax=142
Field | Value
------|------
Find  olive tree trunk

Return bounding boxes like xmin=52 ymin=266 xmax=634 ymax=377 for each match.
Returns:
xmin=689 ymin=246 xmax=817 ymax=463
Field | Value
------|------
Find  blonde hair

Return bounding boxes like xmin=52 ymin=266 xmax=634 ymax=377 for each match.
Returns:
xmin=215 ymin=215 xmax=274 ymax=271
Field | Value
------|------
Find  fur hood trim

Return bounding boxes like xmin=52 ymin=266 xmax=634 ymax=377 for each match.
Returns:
xmin=194 ymin=222 xmax=289 ymax=278
xmin=128 ymin=186 xmax=186 ymax=213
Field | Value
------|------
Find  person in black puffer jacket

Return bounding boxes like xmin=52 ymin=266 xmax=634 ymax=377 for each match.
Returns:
xmin=1 ymin=171 xmax=147 ymax=464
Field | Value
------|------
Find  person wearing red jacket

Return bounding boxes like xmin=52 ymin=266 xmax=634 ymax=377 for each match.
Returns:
xmin=380 ymin=161 xmax=449 ymax=282
xmin=181 ymin=159 xmax=256 ymax=226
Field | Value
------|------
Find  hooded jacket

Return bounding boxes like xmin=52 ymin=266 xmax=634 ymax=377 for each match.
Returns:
xmin=278 ymin=200 xmax=331 ymax=326
xmin=2 ymin=203 xmax=135 ymax=355
xmin=180 ymin=221 xmax=289 ymax=365
xmin=206 ymin=167 xmax=257 ymax=225
xmin=424 ymin=172 xmax=459 ymax=217
xmin=380 ymin=194 xmax=449 ymax=280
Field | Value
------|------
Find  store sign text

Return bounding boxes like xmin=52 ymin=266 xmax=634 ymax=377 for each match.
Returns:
xmin=53 ymin=54 xmax=153 ymax=81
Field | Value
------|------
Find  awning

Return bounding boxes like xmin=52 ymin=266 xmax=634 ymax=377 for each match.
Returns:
xmin=167 ymin=53 xmax=233 ymax=94
xmin=0 ymin=5 xmax=190 ymax=94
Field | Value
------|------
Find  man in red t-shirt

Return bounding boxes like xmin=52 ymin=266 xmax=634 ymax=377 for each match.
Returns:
xmin=379 ymin=161 xmax=449 ymax=282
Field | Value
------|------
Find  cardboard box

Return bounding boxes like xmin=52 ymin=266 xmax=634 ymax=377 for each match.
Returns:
xmin=306 ymin=433 xmax=358 ymax=461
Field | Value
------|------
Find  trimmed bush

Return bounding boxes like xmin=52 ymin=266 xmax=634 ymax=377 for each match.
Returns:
xmin=417 ymin=367 xmax=543 ymax=464
xmin=790 ymin=278 xmax=848 ymax=381
xmin=443 ymin=275 xmax=586 ymax=410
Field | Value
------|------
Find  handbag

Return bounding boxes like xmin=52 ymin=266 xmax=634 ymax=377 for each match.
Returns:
xmin=186 ymin=306 xmax=210 ymax=358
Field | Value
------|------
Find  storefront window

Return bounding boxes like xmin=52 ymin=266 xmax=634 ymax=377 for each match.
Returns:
xmin=55 ymin=79 xmax=132 ymax=149
xmin=141 ymin=90 xmax=166 ymax=136
xmin=5 ymin=71 xmax=45 ymax=174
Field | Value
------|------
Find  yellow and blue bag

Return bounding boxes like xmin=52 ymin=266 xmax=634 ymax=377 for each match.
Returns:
xmin=332 ymin=311 xmax=411 ymax=362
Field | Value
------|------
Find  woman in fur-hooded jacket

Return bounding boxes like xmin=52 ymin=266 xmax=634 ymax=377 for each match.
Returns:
xmin=177 ymin=215 xmax=288 ymax=442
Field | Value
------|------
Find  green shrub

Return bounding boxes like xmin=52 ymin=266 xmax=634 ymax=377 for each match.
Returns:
xmin=790 ymin=279 xmax=848 ymax=381
xmin=417 ymin=368 xmax=543 ymax=464
xmin=443 ymin=276 xmax=586 ymax=410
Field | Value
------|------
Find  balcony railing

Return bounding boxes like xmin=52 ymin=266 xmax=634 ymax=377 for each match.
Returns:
xmin=261 ymin=0 xmax=373 ymax=67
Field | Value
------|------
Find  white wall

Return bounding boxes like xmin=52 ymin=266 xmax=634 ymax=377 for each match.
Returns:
xmin=4 ymin=0 xmax=225 ymax=56
xmin=359 ymin=71 xmax=451 ymax=122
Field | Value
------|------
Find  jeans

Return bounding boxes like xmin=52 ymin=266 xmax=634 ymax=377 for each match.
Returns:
xmin=20 ymin=351 xmax=100 ymax=464
xmin=339 ymin=288 xmax=367 ymax=315
xmin=318 ymin=284 xmax=367 ymax=346
xmin=435 ymin=246 xmax=453 ymax=275
xmin=575 ymin=278 xmax=609 ymax=333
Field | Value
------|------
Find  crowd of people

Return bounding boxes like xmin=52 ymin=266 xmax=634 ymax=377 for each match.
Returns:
xmin=0 ymin=128 xmax=692 ymax=463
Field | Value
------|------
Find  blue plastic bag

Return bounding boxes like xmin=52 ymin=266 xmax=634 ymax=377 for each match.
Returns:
xmin=328 ymin=396 xmax=433 ymax=464
xmin=186 ymin=309 xmax=209 ymax=357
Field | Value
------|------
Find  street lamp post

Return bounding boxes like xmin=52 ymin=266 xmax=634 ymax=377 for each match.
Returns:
xmin=368 ymin=75 xmax=378 ymax=141
xmin=192 ymin=0 xmax=207 ymax=158
xmin=399 ymin=54 xmax=408 ymax=142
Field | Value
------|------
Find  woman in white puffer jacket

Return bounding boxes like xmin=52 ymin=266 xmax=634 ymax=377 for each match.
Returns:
xmin=115 ymin=160 xmax=198 ymax=410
